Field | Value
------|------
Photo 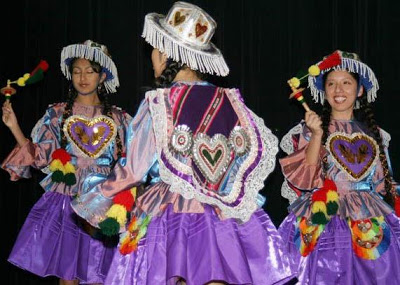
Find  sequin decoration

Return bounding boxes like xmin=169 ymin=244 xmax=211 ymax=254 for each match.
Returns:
xmin=192 ymin=133 xmax=231 ymax=184
xmin=348 ymin=216 xmax=390 ymax=260
xmin=294 ymin=217 xmax=325 ymax=257
xmin=170 ymin=125 xmax=193 ymax=155
xmin=229 ymin=126 xmax=251 ymax=156
xmin=326 ymin=132 xmax=378 ymax=181
xmin=63 ymin=115 xmax=117 ymax=158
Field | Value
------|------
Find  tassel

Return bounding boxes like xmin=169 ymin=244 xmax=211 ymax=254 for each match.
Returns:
xmin=317 ymin=51 xmax=341 ymax=71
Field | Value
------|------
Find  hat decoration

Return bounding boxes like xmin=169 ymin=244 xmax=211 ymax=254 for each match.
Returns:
xmin=60 ymin=40 xmax=119 ymax=93
xmin=142 ymin=1 xmax=229 ymax=76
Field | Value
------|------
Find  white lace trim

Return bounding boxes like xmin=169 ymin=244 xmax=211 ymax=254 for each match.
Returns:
xmin=379 ymin=128 xmax=391 ymax=148
xmin=280 ymin=123 xmax=303 ymax=155
xmin=281 ymin=180 xmax=298 ymax=204
xmin=148 ymin=88 xmax=278 ymax=222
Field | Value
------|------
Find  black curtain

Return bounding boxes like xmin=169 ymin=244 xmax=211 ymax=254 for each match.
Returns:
xmin=1 ymin=0 xmax=400 ymax=283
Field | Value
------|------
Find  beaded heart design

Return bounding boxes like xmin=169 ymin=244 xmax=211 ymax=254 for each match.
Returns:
xmin=326 ymin=132 xmax=378 ymax=181
xmin=63 ymin=115 xmax=117 ymax=158
xmin=192 ymin=133 xmax=231 ymax=184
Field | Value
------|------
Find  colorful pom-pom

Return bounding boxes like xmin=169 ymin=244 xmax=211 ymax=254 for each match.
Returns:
xmin=17 ymin=77 xmax=27 ymax=87
xmin=113 ymin=189 xmax=135 ymax=212
xmin=311 ymin=211 xmax=328 ymax=225
xmin=311 ymin=201 xmax=327 ymax=214
xmin=49 ymin=159 xmax=64 ymax=172
xmin=323 ymin=179 xmax=337 ymax=191
xmin=106 ymin=204 xmax=128 ymax=226
xmin=312 ymin=189 xmax=327 ymax=202
xmin=51 ymin=170 xmax=64 ymax=182
xmin=326 ymin=190 xmax=339 ymax=203
xmin=326 ymin=201 xmax=339 ymax=215
xmin=64 ymin=173 xmax=76 ymax=185
xmin=99 ymin=217 xmax=120 ymax=236
xmin=51 ymin=148 xmax=71 ymax=164
xmin=64 ymin=162 xmax=76 ymax=174
xmin=308 ymin=65 xmax=320 ymax=76
xmin=289 ymin=77 xmax=300 ymax=88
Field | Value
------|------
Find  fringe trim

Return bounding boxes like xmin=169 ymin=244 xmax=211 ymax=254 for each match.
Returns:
xmin=142 ymin=16 xmax=229 ymax=77
xmin=60 ymin=45 xmax=120 ymax=93
xmin=308 ymin=58 xmax=379 ymax=108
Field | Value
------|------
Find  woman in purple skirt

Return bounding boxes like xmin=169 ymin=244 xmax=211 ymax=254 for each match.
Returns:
xmin=279 ymin=50 xmax=400 ymax=284
xmin=2 ymin=40 xmax=131 ymax=284
xmin=72 ymin=2 xmax=294 ymax=284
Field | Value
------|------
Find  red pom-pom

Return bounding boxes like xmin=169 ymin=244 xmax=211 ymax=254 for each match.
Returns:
xmin=322 ymin=179 xmax=337 ymax=191
xmin=51 ymin=148 xmax=71 ymax=164
xmin=312 ymin=189 xmax=327 ymax=202
xmin=318 ymin=51 xmax=341 ymax=71
xmin=113 ymin=189 xmax=135 ymax=212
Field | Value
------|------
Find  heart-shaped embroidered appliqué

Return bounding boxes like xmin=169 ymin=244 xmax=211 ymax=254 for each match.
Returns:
xmin=192 ymin=133 xmax=231 ymax=184
xmin=326 ymin=132 xmax=378 ymax=181
xmin=63 ymin=115 xmax=117 ymax=159
xmin=174 ymin=11 xmax=186 ymax=26
xmin=195 ymin=23 xmax=207 ymax=37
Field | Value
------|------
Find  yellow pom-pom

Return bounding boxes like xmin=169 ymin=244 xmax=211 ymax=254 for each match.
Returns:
xmin=308 ymin=65 xmax=320 ymax=76
xmin=63 ymin=162 xmax=76 ymax=174
xmin=311 ymin=201 xmax=327 ymax=214
xmin=106 ymin=204 xmax=127 ymax=226
xmin=17 ymin=77 xmax=26 ymax=87
xmin=326 ymin=190 xmax=339 ymax=203
xmin=49 ymin=159 xmax=64 ymax=172
xmin=23 ymin=73 xmax=30 ymax=80
xmin=289 ymin=77 xmax=300 ymax=88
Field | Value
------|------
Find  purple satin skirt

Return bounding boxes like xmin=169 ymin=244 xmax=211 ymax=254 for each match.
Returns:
xmin=8 ymin=191 xmax=116 ymax=283
xmin=104 ymin=204 xmax=294 ymax=285
xmin=279 ymin=213 xmax=400 ymax=284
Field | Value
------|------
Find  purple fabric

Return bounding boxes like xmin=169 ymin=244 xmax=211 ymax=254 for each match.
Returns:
xmin=105 ymin=205 xmax=294 ymax=285
xmin=279 ymin=213 xmax=400 ymax=284
xmin=70 ymin=120 xmax=112 ymax=154
xmin=8 ymin=191 xmax=116 ymax=283
xmin=174 ymin=85 xmax=238 ymax=137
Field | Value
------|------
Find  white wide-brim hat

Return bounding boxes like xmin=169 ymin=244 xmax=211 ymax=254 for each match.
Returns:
xmin=142 ymin=1 xmax=229 ymax=77
xmin=60 ymin=40 xmax=120 ymax=93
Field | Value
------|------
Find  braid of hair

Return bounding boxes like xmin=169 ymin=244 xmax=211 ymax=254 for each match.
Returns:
xmin=320 ymin=100 xmax=332 ymax=173
xmin=61 ymin=85 xmax=78 ymax=149
xmin=154 ymin=60 xmax=183 ymax=88
xmin=359 ymin=95 xmax=394 ymax=206
xmin=98 ymin=83 xmax=123 ymax=169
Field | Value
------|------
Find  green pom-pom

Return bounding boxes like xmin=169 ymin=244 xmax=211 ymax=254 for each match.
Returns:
xmin=51 ymin=170 xmax=64 ymax=182
xmin=99 ymin=217 xmax=120 ymax=236
xmin=311 ymin=211 xmax=328 ymax=225
xmin=64 ymin=173 xmax=76 ymax=185
xmin=326 ymin=201 xmax=339 ymax=216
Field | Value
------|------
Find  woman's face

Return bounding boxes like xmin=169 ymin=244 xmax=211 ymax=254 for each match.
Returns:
xmin=324 ymin=70 xmax=363 ymax=120
xmin=71 ymin=58 xmax=105 ymax=96
xmin=151 ymin=48 xmax=167 ymax=78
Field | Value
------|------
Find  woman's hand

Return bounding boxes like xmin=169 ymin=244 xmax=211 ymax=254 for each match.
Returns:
xmin=2 ymin=100 xmax=19 ymax=129
xmin=305 ymin=110 xmax=323 ymax=137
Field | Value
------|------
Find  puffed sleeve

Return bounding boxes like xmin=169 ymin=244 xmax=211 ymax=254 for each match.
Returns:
xmin=279 ymin=124 xmax=327 ymax=191
xmin=71 ymin=99 xmax=157 ymax=227
xmin=1 ymin=105 xmax=62 ymax=180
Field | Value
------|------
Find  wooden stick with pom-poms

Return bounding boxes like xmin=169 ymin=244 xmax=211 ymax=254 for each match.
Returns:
xmin=287 ymin=51 xmax=342 ymax=111
xmin=1 ymin=60 xmax=49 ymax=101
xmin=99 ymin=187 xmax=137 ymax=236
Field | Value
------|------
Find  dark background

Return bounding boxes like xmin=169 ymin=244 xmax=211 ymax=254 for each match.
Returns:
xmin=1 ymin=0 xmax=400 ymax=283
